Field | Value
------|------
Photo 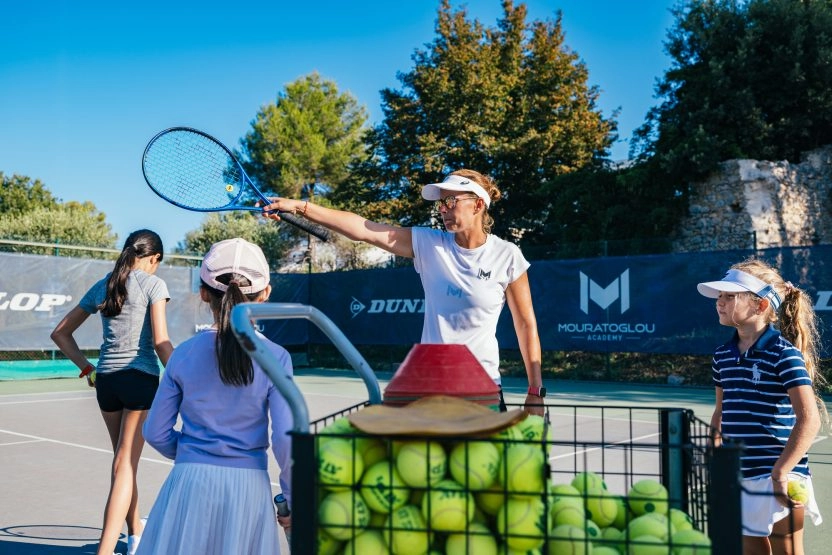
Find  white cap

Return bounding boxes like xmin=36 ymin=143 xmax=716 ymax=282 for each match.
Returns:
xmin=697 ymin=269 xmax=782 ymax=311
xmin=421 ymin=174 xmax=491 ymax=208
xmin=200 ymin=238 xmax=270 ymax=294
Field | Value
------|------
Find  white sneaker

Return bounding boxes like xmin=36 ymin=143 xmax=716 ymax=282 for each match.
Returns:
xmin=126 ymin=535 xmax=141 ymax=555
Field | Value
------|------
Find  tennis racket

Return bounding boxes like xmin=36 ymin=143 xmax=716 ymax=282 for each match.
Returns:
xmin=141 ymin=127 xmax=330 ymax=242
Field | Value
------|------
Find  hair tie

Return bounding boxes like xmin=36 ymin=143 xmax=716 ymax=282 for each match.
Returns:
xmin=785 ymin=281 xmax=797 ymax=293
xmin=227 ymin=279 xmax=241 ymax=288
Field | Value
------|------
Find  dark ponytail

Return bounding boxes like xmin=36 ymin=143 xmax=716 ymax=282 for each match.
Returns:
xmin=99 ymin=229 xmax=164 ymax=317
xmin=203 ymin=275 xmax=261 ymax=386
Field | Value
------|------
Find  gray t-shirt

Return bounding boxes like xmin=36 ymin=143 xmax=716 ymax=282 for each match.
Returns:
xmin=79 ymin=269 xmax=170 ymax=376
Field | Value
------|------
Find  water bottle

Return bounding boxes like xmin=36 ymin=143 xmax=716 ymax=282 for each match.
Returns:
xmin=274 ymin=493 xmax=291 ymax=546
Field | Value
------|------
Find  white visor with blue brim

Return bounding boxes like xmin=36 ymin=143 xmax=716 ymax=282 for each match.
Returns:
xmin=697 ymin=269 xmax=782 ymax=311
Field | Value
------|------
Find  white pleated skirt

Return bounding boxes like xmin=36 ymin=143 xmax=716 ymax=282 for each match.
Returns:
xmin=136 ymin=462 xmax=281 ymax=555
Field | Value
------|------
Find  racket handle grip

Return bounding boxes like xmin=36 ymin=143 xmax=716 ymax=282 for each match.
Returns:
xmin=274 ymin=493 xmax=291 ymax=516
xmin=279 ymin=212 xmax=331 ymax=242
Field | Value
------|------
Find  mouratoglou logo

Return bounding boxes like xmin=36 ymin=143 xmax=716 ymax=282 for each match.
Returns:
xmin=580 ymin=269 xmax=629 ymax=314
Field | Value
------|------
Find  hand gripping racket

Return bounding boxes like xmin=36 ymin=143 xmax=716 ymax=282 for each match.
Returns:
xmin=142 ymin=127 xmax=330 ymax=242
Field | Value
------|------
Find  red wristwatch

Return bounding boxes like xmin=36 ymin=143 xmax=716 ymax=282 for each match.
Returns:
xmin=527 ymin=385 xmax=547 ymax=397
xmin=79 ymin=364 xmax=95 ymax=378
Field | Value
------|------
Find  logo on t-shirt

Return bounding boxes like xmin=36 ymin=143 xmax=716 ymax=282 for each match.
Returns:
xmin=477 ymin=268 xmax=491 ymax=280
xmin=751 ymin=363 xmax=761 ymax=384
xmin=446 ymin=284 xmax=464 ymax=298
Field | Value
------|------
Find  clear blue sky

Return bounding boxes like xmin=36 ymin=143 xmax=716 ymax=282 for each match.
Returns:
xmin=0 ymin=0 xmax=676 ymax=252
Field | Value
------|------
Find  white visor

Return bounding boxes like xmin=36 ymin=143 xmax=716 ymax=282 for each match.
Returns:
xmin=697 ymin=269 xmax=782 ymax=311
xmin=421 ymin=174 xmax=491 ymax=208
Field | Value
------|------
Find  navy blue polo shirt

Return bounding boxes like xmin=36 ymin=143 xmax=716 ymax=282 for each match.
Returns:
xmin=712 ymin=324 xmax=813 ymax=479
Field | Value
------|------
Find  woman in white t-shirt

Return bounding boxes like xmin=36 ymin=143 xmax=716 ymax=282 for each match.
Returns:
xmin=263 ymin=169 xmax=545 ymax=414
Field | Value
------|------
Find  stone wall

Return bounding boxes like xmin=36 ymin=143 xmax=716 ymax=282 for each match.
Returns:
xmin=672 ymin=145 xmax=832 ymax=253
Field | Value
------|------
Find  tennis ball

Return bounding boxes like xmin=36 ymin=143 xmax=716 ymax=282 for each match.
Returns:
xmin=670 ymin=529 xmax=711 ymax=555
xmin=549 ymin=483 xmax=582 ymax=503
xmin=342 ymin=529 xmax=387 ymax=555
xmin=584 ymin=518 xmax=602 ymax=540
xmin=316 ymin=527 xmax=343 ymax=555
xmin=89 ymin=370 xmax=96 ymax=385
xmin=474 ymin=482 xmax=506 ymax=516
xmin=360 ymin=437 xmax=388 ymax=468
xmin=496 ymin=496 xmax=548 ymax=552
xmin=501 ymin=444 xmax=546 ymax=494
xmin=788 ymin=479 xmax=810 ymax=504
xmin=628 ymin=513 xmax=674 ymax=542
xmin=599 ymin=526 xmax=625 ymax=553
xmin=368 ymin=510 xmax=387 ymax=527
xmin=449 ymin=440 xmax=501 ymax=490
xmin=422 ymin=479 xmax=475 ymax=532
xmin=318 ymin=490 xmax=371 ymax=541
xmin=445 ymin=521 xmax=498 ymax=555
xmin=514 ymin=414 xmax=553 ymax=444
xmin=628 ymin=535 xmax=670 ymax=555
xmin=612 ymin=495 xmax=632 ymax=530
xmin=491 ymin=424 xmax=523 ymax=443
xmin=628 ymin=479 xmax=668 ymax=516
xmin=360 ymin=459 xmax=410 ymax=514
xmin=383 ymin=504 xmax=433 ymax=555
xmin=550 ymin=497 xmax=586 ymax=528
xmin=594 ymin=547 xmax=622 ymax=555
xmin=548 ymin=524 xmax=592 ymax=555
xmin=318 ymin=437 xmax=364 ymax=487
xmin=571 ymin=471 xmax=607 ymax=493
xmin=584 ymin=487 xmax=619 ymax=528
xmin=396 ymin=440 xmax=447 ymax=488
xmin=668 ymin=508 xmax=694 ymax=533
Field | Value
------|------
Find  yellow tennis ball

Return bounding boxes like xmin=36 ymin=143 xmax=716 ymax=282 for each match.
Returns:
xmin=496 ymin=496 xmax=547 ymax=552
xmin=421 ymin=479 xmax=475 ymax=532
xmin=449 ymin=440 xmax=501 ymax=491
xmin=383 ymin=504 xmax=433 ymax=555
xmin=342 ymin=529 xmax=387 ymax=555
xmin=668 ymin=508 xmax=694 ymax=533
xmin=359 ymin=437 xmax=388 ymax=468
xmin=628 ymin=479 xmax=668 ymax=516
xmin=501 ymin=444 xmax=545 ymax=494
xmin=514 ymin=414 xmax=553 ymax=444
xmin=788 ymin=479 xmax=810 ymax=504
xmin=396 ymin=440 xmax=448 ymax=488
xmin=318 ymin=490 xmax=371 ymax=541
xmin=612 ymin=495 xmax=632 ymax=530
xmin=491 ymin=424 xmax=523 ymax=444
xmin=318 ymin=437 xmax=364 ymax=487
xmin=571 ymin=471 xmax=608 ymax=493
xmin=550 ymin=497 xmax=586 ymax=528
xmin=594 ymin=547 xmax=622 ymax=555
xmin=549 ymin=483 xmax=582 ymax=503
xmin=629 ymin=534 xmax=671 ymax=555
xmin=670 ymin=529 xmax=711 ymax=555
xmin=585 ymin=487 xmax=619 ymax=528
xmin=89 ymin=370 xmax=96 ymax=385
xmin=360 ymin=459 xmax=410 ymax=514
xmin=584 ymin=518 xmax=602 ymax=540
xmin=599 ymin=526 xmax=625 ymax=553
xmin=474 ymin=482 xmax=506 ymax=516
xmin=628 ymin=513 xmax=674 ymax=542
xmin=316 ymin=527 xmax=343 ymax=555
xmin=549 ymin=524 xmax=592 ymax=555
xmin=444 ymin=521 xmax=498 ymax=555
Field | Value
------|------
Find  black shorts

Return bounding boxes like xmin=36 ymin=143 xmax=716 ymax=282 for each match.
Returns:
xmin=95 ymin=369 xmax=160 ymax=412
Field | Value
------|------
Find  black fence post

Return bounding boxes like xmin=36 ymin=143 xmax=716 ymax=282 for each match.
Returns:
xmin=290 ymin=432 xmax=316 ymax=555
xmin=709 ymin=441 xmax=743 ymax=555
xmin=660 ymin=409 xmax=690 ymax=510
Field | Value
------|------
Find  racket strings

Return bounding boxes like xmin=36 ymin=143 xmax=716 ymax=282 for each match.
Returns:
xmin=144 ymin=130 xmax=244 ymax=210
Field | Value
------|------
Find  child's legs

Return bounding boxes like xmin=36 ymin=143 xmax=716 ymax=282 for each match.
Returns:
xmin=96 ymin=409 xmax=147 ymax=555
xmin=770 ymin=507 xmax=805 ymax=555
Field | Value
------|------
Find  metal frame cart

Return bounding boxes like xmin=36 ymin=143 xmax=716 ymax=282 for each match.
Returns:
xmin=231 ymin=302 xmax=743 ymax=554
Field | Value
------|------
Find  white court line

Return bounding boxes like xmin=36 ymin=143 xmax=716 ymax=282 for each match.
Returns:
xmin=0 ymin=428 xmax=173 ymax=466
xmin=549 ymin=431 xmax=661 ymax=461
xmin=0 ymin=439 xmax=43 ymax=446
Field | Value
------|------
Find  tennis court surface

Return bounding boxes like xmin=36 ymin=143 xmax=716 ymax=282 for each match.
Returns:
xmin=1 ymin=372 xmax=828 ymax=553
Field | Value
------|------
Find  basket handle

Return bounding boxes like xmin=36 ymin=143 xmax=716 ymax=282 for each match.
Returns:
xmin=231 ymin=302 xmax=382 ymax=432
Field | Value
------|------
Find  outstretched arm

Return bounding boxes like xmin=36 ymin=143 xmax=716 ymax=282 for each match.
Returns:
xmin=50 ymin=305 xmax=94 ymax=381
xmin=262 ymin=198 xmax=414 ymax=259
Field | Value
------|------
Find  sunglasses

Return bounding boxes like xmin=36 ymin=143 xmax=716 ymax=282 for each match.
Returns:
xmin=433 ymin=195 xmax=479 ymax=211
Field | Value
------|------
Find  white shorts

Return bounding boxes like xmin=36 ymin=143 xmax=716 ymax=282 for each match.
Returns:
xmin=741 ymin=474 xmax=823 ymax=537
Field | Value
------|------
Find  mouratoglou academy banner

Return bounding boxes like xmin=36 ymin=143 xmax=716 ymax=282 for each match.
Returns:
xmin=2 ymin=246 xmax=830 ymax=356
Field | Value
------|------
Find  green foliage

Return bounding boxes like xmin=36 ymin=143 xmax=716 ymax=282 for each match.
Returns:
xmin=239 ymin=72 xmax=369 ymax=200
xmin=633 ymin=0 xmax=832 ymax=183
xmin=179 ymin=212 xmax=289 ymax=268
xmin=342 ymin=0 xmax=616 ymax=238
xmin=0 ymin=173 xmax=58 ymax=216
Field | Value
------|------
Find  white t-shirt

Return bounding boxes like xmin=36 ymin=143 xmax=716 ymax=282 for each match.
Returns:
xmin=411 ymin=227 xmax=531 ymax=381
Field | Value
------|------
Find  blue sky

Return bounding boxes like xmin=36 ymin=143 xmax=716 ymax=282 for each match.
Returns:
xmin=0 ymin=1 xmax=676 ymax=251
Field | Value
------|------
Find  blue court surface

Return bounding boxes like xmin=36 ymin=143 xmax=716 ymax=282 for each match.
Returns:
xmin=0 ymin=371 xmax=828 ymax=553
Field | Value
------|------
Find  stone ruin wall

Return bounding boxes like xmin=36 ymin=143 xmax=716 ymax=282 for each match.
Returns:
xmin=672 ymin=145 xmax=832 ymax=253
